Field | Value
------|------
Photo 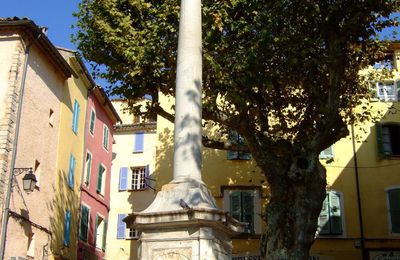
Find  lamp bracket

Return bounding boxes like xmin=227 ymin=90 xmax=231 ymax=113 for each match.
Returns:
xmin=13 ymin=168 xmax=32 ymax=176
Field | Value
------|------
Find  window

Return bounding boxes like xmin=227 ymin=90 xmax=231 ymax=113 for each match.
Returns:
xmin=372 ymin=81 xmax=400 ymax=101
xmin=117 ymin=214 xmax=138 ymax=240
xmin=118 ymin=166 xmax=150 ymax=191
xmin=72 ymin=100 xmax=80 ymax=134
xmin=223 ymin=188 xmax=261 ymax=235
xmin=319 ymin=146 xmax=334 ymax=159
xmin=84 ymin=152 xmax=92 ymax=186
xmin=79 ymin=205 xmax=90 ymax=242
xmin=386 ymin=188 xmax=400 ymax=233
xmin=227 ymin=131 xmax=251 ymax=160
xmin=63 ymin=210 xmax=71 ymax=246
xmin=49 ymin=109 xmax=54 ymax=127
xmin=68 ymin=154 xmax=76 ymax=189
xmin=95 ymin=214 xmax=107 ymax=251
xmin=89 ymin=109 xmax=96 ymax=135
xmin=96 ymin=164 xmax=106 ymax=195
xmin=376 ymin=123 xmax=400 ymax=157
xmin=103 ymin=125 xmax=109 ymax=150
xmin=133 ymin=132 xmax=144 ymax=153
xmin=117 ymin=214 xmax=127 ymax=239
xmin=317 ymin=191 xmax=343 ymax=235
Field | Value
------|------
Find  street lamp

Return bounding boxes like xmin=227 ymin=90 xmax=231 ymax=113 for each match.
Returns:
xmin=13 ymin=167 xmax=37 ymax=193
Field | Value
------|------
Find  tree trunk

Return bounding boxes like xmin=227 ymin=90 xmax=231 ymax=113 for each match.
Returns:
xmin=260 ymin=157 xmax=327 ymax=260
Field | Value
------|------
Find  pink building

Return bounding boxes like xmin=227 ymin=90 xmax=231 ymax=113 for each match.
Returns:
xmin=78 ymin=86 xmax=121 ymax=259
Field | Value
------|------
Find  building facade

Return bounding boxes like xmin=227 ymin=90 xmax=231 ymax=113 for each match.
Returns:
xmin=0 ymin=18 xmax=74 ymax=259
xmin=78 ymin=86 xmax=120 ymax=259
xmin=105 ymin=99 xmax=157 ymax=260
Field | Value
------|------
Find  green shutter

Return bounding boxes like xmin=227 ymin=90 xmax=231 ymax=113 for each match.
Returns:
xmin=97 ymin=165 xmax=103 ymax=193
xmin=230 ymin=192 xmax=242 ymax=221
xmin=102 ymin=219 xmax=108 ymax=250
xmin=329 ymin=192 xmax=343 ymax=235
xmin=389 ymin=189 xmax=400 ymax=233
xmin=242 ymin=192 xmax=254 ymax=234
xmin=318 ymin=194 xmax=330 ymax=235
xmin=376 ymin=123 xmax=385 ymax=158
xmin=79 ymin=205 xmax=89 ymax=241
xmin=90 ymin=110 xmax=96 ymax=134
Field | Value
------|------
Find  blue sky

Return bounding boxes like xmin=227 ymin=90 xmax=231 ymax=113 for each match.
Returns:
xmin=0 ymin=0 xmax=80 ymax=50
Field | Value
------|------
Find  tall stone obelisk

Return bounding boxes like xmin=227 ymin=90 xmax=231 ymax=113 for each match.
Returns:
xmin=125 ymin=0 xmax=243 ymax=259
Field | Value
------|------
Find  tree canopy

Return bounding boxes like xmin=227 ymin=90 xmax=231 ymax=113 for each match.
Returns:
xmin=74 ymin=0 xmax=398 ymax=258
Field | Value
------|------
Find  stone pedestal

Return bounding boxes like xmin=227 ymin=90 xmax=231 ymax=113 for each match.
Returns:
xmin=125 ymin=180 xmax=243 ymax=260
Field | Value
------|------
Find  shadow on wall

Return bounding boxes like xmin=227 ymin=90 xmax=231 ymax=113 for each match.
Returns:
xmin=47 ymin=169 xmax=79 ymax=260
xmin=313 ymin=102 xmax=400 ymax=258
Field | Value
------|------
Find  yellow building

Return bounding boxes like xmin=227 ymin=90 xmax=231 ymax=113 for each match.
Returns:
xmin=113 ymin=44 xmax=400 ymax=260
xmin=106 ymin=99 xmax=157 ymax=260
xmin=50 ymin=48 xmax=92 ymax=260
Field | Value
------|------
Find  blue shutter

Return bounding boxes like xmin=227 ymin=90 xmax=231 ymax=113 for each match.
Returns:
xmin=117 ymin=214 xmax=127 ymax=239
xmin=68 ymin=154 xmax=75 ymax=188
xmin=72 ymin=100 xmax=80 ymax=134
xmin=227 ymin=131 xmax=239 ymax=160
xmin=242 ymin=192 xmax=254 ymax=234
xmin=134 ymin=132 xmax=144 ymax=153
xmin=63 ymin=210 xmax=71 ymax=246
xmin=119 ymin=167 xmax=128 ymax=191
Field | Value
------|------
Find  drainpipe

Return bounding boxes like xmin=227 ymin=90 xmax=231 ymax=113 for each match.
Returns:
xmin=351 ymin=124 xmax=366 ymax=260
xmin=0 ymin=32 xmax=42 ymax=260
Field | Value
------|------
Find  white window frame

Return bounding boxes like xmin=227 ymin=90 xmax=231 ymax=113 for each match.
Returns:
xmin=374 ymin=81 xmax=398 ymax=101
xmin=385 ymin=186 xmax=400 ymax=235
xmin=316 ymin=190 xmax=347 ymax=238
xmin=83 ymin=151 xmax=92 ymax=186
xmin=126 ymin=228 xmax=139 ymax=240
xmin=95 ymin=213 xmax=106 ymax=249
xmin=103 ymin=125 xmax=109 ymax=151
xmin=222 ymin=187 xmax=261 ymax=235
xmin=130 ymin=167 xmax=147 ymax=191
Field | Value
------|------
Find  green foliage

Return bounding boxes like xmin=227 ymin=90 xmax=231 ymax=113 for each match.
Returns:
xmin=74 ymin=0 xmax=398 ymax=164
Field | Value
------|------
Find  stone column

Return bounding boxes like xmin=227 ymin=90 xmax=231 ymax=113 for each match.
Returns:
xmin=173 ymin=0 xmax=202 ymax=182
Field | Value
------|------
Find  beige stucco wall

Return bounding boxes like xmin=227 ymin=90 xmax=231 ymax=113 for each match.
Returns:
xmin=106 ymin=100 xmax=157 ymax=260
xmin=1 ymin=34 xmax=66 ymax=259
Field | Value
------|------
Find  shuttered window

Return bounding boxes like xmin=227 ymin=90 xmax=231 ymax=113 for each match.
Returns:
xmin=119 ymin=166 xmax=150 ymax=191
xmin=318 ymin=191 xmax=343 ymax=235
xmin=72 ymin=100 xmax=80 ymax=134
xmin=79 ymin=205 xmax=90 ymax=242
xmin=376 ymin=123 xmax=400 ymax=158
xmin=63 ymin=210 xmax=71 ymax=246
xmin=95 ymin=214 xmax=107 ymax=251
xmin=117 ymin=214 xmax=127 ymax=239
xmin=133 ymin=132 xmax=145 ymax=153
xmin=103 ymin=125 xmax=109 ymax=150
xmin=97 ymin=164 xmax=106 ymax=195
xmin=387 ymin=188 xmax=400 ymax=233
xmin=89 ymin=109 xmax=96 ymax=134
xmin=84 ymin=152 xmax=92 ymax=185
xmin=68 ymin=154 xmax=76 ymax=189
xmin=230 ymin=191 xmax=254 ymax=234
xmin=227 ymin=131 xmax=251 ymax=160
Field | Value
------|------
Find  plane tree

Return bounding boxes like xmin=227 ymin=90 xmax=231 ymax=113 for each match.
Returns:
xmin=73 ymin=0 xmax=398 ymax=258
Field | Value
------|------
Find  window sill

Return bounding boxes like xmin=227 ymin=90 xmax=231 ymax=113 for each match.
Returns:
xmin=126 ymin=237 xmax=139 ymax=240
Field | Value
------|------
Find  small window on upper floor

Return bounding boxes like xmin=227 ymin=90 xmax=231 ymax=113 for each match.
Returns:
xmin=227 ymin=131 xmax=251 ymax=160
xmin=72 ymin=100 xmax=80 ymax=134
xmin=371 ymin=81 xmax=400 ymax=102
xmin=89 ymin=109 xmax=96 ymax=135
xmin=133 ymin=132 xmax=144 ymax=153
xmin=376 ymin=123 xmax=400 ymax=158
xmin=317 ymin=191 xmax=344 ymax=236
xmin=49 ymin=109 xmax=54 ymax=127
xmin=103 ymin=125 xmax=109 ymax=150
xmin=319 ymin=146 xmax=334 ymax=159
